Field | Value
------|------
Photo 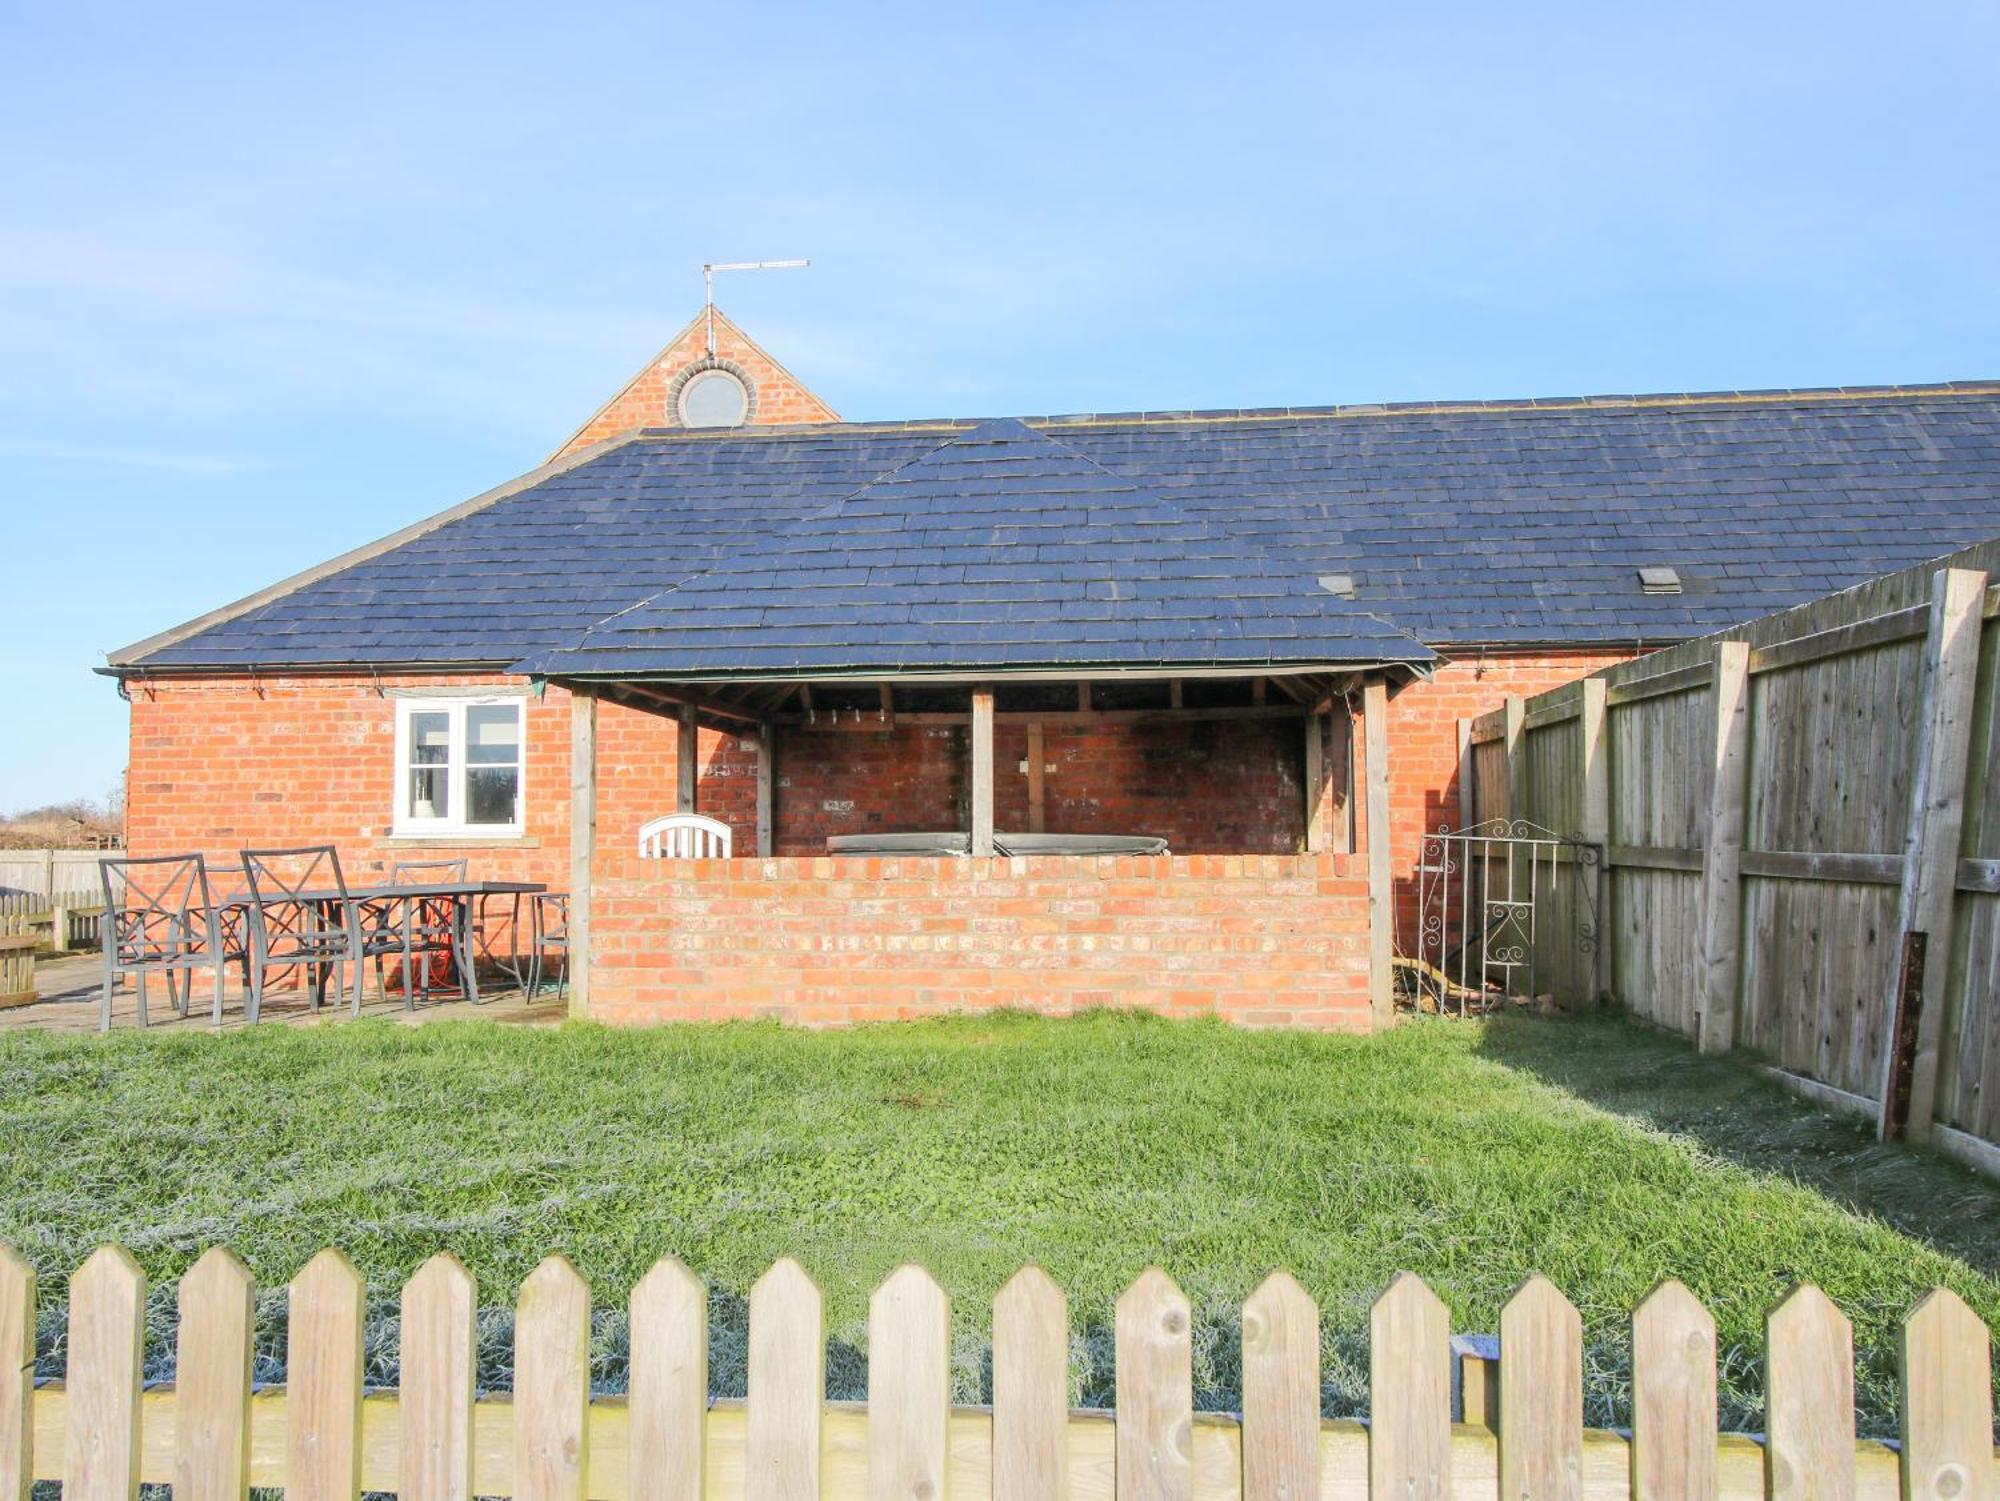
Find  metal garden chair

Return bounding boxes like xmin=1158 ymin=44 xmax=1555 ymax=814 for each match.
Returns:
xmin=525 ymin=891 xmax=569 ymax=1003
xmin=371 ymin=858 xmax=469 ymax=1007
xmin=98 ymin=853 xmax=245 ymax=1030
xmin=638 ymin=813 xmax=733 ymax=857
xmin=240 ymin=845 xmax=377 ymax=1019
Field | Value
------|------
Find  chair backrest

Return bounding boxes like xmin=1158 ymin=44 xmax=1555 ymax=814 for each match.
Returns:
xmin=241 ymin=845 xmax=350 ymax=907
xmin=100 ymin=854 xmax=214 ymax=963
xmin=637 ymin=814 xmax=733 ymax=859
xmin=391 ymin=858 xmax=467 ymax=886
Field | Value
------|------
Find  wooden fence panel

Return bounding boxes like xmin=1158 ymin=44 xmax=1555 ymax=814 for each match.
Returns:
xmin=16 ymin=1249 xmax=1999 ymax=1501
xmin=1942 ymin=618 xmax=2000 ymax=1141
xmin=175 ymin=1247 xmax=255 ymax=1501
xmin=0 ymin=1245 xmax=29 ymax=1501
xmin=1368 ymin=1272 xmax=1449 ymax=1501
xmin=1241 ymin=1271 xmax=1317 ymax=1501
xmin=1900 ymin=1288 xmax=1994 ymax=1501
xmin=288 ymin=1248 xmax=365 ymax=1501
xmin=629 ymin=1256 xmax=706 ymax=1501
xmin=1766 ymin=1284 xmax=1855 ymax=1501
xmin=514 ymin=1256 xmax=591 ymax=1501
xmin=1499 ymin=1275 xmax=1583 ymax=1501
xmin=401 ymin=1253 xmax=477 ymax=1501
xmin=868 ymin=1265 xmax=950 ymax=1501
xmin=65 ymin=1246 xmax=144 ymax=1501
xmin=1630 ymin=1279 xmax=1716 ymax=1501
xmin=1114 ymin=1268 xmax=1193 ymax=1501
xmin=748 ymin=1257 xmax=824 ymax=1501
xmin=993 ymin=1265 xmax=1068 ymax=1501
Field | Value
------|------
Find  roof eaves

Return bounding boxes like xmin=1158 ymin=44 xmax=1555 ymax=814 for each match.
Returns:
xmin=106 ymin=427 xmax=650 ymax=671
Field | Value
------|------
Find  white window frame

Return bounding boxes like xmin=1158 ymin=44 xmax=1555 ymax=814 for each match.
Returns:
xmin=391 ymin=696 xmax=526 ymax=838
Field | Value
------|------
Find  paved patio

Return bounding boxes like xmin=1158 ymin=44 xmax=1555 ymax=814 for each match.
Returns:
xmin=4 ymin=951 xmax=562 ymax=1033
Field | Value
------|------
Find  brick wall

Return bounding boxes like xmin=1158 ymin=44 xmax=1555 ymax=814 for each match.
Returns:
xmin=772 ymin=716 xmax=1304 ymax=855
xmin=120 ymin=648 xmax=1635 ymax=1025
xmin=557 ymin=309 xmax=838 ymax=457
xmin=588 ymin=852 xmax=1371 ymax=1028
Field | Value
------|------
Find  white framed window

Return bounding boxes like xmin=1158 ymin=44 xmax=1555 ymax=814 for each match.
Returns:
xmin=392 ymin=697 xmax=525 ymax=837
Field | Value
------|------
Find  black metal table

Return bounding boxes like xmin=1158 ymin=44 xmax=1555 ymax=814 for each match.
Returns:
xmin=218 ymin=879 xmax=547 ymax=1009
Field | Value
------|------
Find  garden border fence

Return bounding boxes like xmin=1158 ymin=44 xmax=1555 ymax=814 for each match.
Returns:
xmin=3 ymin=1242 xmax=1992 ymax=1501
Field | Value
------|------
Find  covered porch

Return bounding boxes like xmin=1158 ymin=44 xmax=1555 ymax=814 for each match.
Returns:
xmin=556 ymin=667 xmax=1403 ymax=1030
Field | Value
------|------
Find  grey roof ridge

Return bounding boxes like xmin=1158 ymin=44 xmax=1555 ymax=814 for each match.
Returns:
xmin=518 ymin=417 xmax=1436 ymax=674
xmin=107 ymin=427 xmax=652 ymax=670
xmin=541 ymin=305 xmax=841 ymax=462
xmin=589 ymin=376 xmax=2000 ymax=443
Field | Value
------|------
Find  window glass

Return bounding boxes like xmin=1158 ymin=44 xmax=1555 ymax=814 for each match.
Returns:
xmin=679 ymin=369 xmax=749 ymax=427
xmin=397 ymin=701 xmax=523 ymax=832
xmin=408 ymin=710 xmax=450 ymax=819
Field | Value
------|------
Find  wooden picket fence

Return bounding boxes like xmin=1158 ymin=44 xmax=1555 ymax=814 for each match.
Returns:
xmin=1 ymin=1246 xmax=1994 ymax=1501
xmin=0 ymin=889 xmax=104 ymax=1009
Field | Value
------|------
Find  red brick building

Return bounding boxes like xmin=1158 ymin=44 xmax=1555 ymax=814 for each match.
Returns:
xmin=106 ymin=320 xmax=2000 ymax=1027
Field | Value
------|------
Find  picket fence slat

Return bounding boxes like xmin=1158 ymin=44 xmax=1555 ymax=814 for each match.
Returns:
xmin=1369 ymin=1271 xmax=1449 ymax=1501
xmin=515 ymin=1256 xmax=590 ymax=1501
xmin=1500 ymin=1274 xmax=1584 ymax=1501
xmin=1242 ymin=1270 xmax=1318 ymax=1501
xmin=1767 ymin=1283 xmax=1856 ymax=1501
xmin=0 ymin=1245 xmax=29 ymax=1501
xmin=869 ymin=1264 xmax=950 ymax=1501
xmin=1115 ymin=1266 xmax=1193 ymax=1501
xmin=10 ymin=1247 xmax=1997 ymax=1501
xmin=629 ymin=1255 xmax=706 ymax=1501
xmin=748 ymin=1256 xmax=823 ymax=1501
xmin=64 ymin=1245 xmax=144 ymax=1501
xmin=993 ymin=1264 xmax=1068 ymax=1501
xmin=401 ymin=1252 xmax=476 ymax=1501
xmin=1630 ymin=1278 xmax=1718 ymax=1501
xmin=1899 ymin=1288 xmax=1993 ymax=1501
xmin=289 ymin=1247 xmax=364 ymax=1501
xmin=176 ymin=1247 xmax=254 ymax=1501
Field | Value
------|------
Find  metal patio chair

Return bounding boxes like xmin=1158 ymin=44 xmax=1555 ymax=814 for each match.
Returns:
xmin=525 ymin=891 xmax=569 ymax=1003
xmin=638 ymin=813 xmax=733 ymax=858
xmin=370 ymin=858 xmax=469 ymax=1007
xmin=240 ymin=845 xmax=376 ymax=1019
xmin=98 ymin=853 xmax=245 ymax=1030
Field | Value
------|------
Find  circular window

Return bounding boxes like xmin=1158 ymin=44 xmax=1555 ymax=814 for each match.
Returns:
xmin=678 ymin=369 xmax=750 ymax=428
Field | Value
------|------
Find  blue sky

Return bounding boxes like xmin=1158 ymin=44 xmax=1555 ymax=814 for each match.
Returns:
xmin=4 ymin=0 xmax=1998 ymax=811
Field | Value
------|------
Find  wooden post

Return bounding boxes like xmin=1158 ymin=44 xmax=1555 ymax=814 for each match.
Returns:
xmin=1364 ymin=679 xmax=1394 ymax=1028
xmin=755 ymin=724 xmax=775 ymax=858
xmin=568 ymin=689 xmax=596 ymax=1021
xmin=971 ymin=688 xmax=995 ymax=857
xmin=676 ymin=701 xmax=698 ymax=814
xmin=1456 ymin=717 xmax=1476 ymax=831
xmin=1502 ymin=695 xmax=1527 ymax=822
xmin=1303 ymin=712 xmax=1327 ymax=854
xmin=1580 ymin=677 xmax=1611 ymax=1009
xmin=1696 ymin=642 xmax=1752 ymax=1055
xmin=1330 ymin=696 xmax=1355 ymax=853
xmin=1026 ymin=723 xmax=1046 ymax=834
xmin=1880 ymin=566 xmax=1987 ymax=1141
xmin=47 ymin=899 xmax=70 ymax=956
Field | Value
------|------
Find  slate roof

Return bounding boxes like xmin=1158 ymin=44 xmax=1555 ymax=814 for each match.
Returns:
xmin=518 ymin=420 xmax=1432 ymax=675
xmin=116 ymin=382 xmax=2000 ymax=676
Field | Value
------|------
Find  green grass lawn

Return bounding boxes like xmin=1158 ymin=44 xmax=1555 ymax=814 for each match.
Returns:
xmin=1 ymin=1010 xmax=1995 ymax=1437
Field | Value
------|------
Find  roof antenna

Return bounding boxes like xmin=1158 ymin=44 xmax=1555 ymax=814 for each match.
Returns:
xmin=702 ymin=259 xmax=810 ymax=356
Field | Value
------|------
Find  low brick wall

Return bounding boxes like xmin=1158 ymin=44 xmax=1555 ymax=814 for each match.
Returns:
xmin=587 ymin=853 xmax=1372 ymax=1028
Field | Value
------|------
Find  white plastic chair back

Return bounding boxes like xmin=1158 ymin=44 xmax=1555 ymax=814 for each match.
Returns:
xmin=638 ymin=813 xmax=734 ymax=858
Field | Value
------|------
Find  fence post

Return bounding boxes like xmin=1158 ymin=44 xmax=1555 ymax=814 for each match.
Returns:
xmin=1695 ymin=642 xmax=1752 ymax=1055
xmin=568 ymin=688 xmax=595 ymax=1021
xmin=1364 ymin=680 xmax=1394 ymax=1028
xmin=1502 ymin=696 xmax=1527 ymax=821
xmin=1580 ymin=678 xmax=1611 ymax=1009
xmin=1456 ymin=717 xmax=1476 ymax=830
xmin=48 ymin=899 xmax=70 ymax=956
xmin=1879 ymin=567 xmax=1987 ymax=1142
xmin=0 ymin=1246 xmax=32 ymax=1501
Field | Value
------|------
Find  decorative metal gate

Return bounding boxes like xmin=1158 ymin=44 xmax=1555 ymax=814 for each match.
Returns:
xmin=1410 ymin=819 xmax=1601 ymax=1014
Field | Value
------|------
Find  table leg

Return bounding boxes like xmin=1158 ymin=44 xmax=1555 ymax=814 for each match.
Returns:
xmin=454 ymin=894 xmax=482 ymax=1005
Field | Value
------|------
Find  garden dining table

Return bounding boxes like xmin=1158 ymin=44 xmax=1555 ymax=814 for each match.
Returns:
xmin=214 ymin=878 xmax=547 ymax=1008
